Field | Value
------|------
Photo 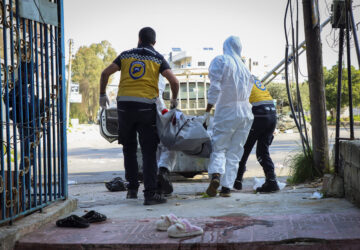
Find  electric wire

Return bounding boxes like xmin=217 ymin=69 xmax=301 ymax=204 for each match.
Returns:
xmin=284 ymin=0 xmax=311 ymax=156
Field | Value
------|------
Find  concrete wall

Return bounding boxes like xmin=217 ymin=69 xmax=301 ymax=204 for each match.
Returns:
xmin=340 ymin=140 xmax=360 ymax=207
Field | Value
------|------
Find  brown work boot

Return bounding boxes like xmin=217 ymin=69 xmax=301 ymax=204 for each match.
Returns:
xmin=206 ymin=173 xmax=220 ymax=197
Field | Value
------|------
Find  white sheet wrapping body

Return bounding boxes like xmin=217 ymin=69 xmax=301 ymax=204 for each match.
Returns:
xmin=156 ymin=109 xmax=212 ymax=158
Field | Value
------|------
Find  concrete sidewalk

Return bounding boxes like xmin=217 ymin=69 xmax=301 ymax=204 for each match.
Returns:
xmin=15 ymin=177 xmax=360 ymax=249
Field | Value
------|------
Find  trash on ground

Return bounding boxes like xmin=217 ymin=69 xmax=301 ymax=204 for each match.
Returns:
xmin=253 ymin=177 xmax=265 ymax=190
xmin=278 ymin=182 xmax=286 ymax=190
xmin=68 ymin=180 xmax=77 ymax=185
xmin=309 ymin=191 xmax=323 ymax=199
xmin=275 ymin=163 xmax=284 ymax=169
xmin=285 ymin=129 xmax=294 ymax=134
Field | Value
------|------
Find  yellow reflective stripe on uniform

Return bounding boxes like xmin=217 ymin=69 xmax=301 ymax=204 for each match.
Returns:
xmin=249 ymin=80 xmax=273 ymax=104
xmin=118 ymin=58 xmax=160 ymax=99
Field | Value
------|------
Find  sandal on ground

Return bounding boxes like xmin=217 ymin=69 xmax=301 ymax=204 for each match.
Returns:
xmin=167 ymin=219 xmax=203 ymax=238
xmin=81 ymin=210 xmax=107 ymax=223
xmin=155 ymin=214 xmax=179 ymax=231
xmin=56 ymin=215 xmax=90 ymax=228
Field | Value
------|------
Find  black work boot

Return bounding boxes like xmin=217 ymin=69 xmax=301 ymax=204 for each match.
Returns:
xmin=126 ymin=189 xmax=138 ymax=199
xmin=158 ymin=167 xmax=173 ymax=195
xmin=256 ymin=180 xmax=279 ymax=193
xmin=144 ymin=193 xmax=167 ymax=206
xmin=233 ymin=180 xmax=243 ymax=190
xmin=206 ymin=173 xmax=220 ymax=197
xmin=219 ymin=186 xmax=231 ymax=197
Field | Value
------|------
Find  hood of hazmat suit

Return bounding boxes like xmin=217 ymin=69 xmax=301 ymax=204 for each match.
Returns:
xmin=206 ymin=36 xmax=254 ymax=189
xmin=208 ymin=36 xmax=254 ymax=123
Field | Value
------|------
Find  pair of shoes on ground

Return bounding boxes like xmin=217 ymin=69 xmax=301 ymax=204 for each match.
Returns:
xmin=156 ymin=214 xmax=203 ymax=238
xmin=56 ymin=210 xmax=107 ymax=228
xmin=157 ymin=167 xmax=173 ymax=196
xmin=206 ymin=174 xmax=231 ymax=197
xmin=105 ymin=177 xmax=127 ymax=192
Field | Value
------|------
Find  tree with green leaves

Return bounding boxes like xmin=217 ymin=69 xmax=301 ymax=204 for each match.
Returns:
xmin=70 ymin=41 xmax=117 ymax=123
xmin=267 ymin=82 xmax=310 ymax=113
xmin=324 ymin=65 xmax=360 ymax=119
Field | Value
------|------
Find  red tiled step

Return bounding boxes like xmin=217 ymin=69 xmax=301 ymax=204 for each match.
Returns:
xmin=15 ymin=213 xmax=360 ymax=250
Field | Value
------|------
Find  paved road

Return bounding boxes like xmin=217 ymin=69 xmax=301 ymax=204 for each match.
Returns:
xmin=67 ymin=125 xmax=360 ymax=183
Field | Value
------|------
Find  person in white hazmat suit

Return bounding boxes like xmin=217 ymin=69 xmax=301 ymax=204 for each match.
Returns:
xmin=204 ymin=36 xmax=254 ymax=197
xmin=155 ymin=75 xmax=176 ymax=195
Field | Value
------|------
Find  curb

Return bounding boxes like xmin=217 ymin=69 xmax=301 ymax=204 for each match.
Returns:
xmin=0 ymin=198 xmax=77 ymax=250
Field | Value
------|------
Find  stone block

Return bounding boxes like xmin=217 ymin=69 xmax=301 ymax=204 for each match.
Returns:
xmin=341 ymin=141 xmax=352 ymax=165
xmin=343 ymin=165 xmax=351 ymax=193
xmin=339 ymin=141 xmax=345 ymax=157
xmin=349 ymin=188 xmax=360 ymax=207
xmin=322 ymin=174 xmax=344 ymax=198
xmin=351 ymin=167 xmax=359 ymax=191
xmin=358 ymin=166 xmax=360 ymax=190
xmin=350 ymin=141 xmax=360 ymax=169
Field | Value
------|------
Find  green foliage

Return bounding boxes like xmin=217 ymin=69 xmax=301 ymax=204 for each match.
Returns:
xmin=267 ymin=82 xmax=310 ymax=112
xmin=286 ymin=147 xmax=322 ymax=184
xmin=267 ymin=83 xmax=288 ymax=105
xmin=324 ymin=65 xmax=360 ymax=119
xmin=70 ymin=41 xmax=117 ymax=123
xmin=327 ymin=115 xmax=360 ymax=123
xmin=201 ymin=193 xmax=210 ymax=198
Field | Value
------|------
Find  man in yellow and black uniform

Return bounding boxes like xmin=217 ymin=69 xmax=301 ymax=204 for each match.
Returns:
xmin=99 ymin=27 xmax=179 ymax=205
xmin=233 ymin=76 xmax=280 ymax=193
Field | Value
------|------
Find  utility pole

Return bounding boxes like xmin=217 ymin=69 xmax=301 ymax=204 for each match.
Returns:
xmin=66 ymin=39 xmax=73 ymax=128
xmin=302 ymin=0 xmax=330 ymax=171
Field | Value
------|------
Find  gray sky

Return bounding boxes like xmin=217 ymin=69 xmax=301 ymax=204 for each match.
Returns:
xmin=64 ymin=0 xmax=360 ymax=77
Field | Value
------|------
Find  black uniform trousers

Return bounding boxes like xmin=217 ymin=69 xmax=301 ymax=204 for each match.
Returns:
xmin=117 ymin=101 xmax=159 ymax=198
xmin=237 ymin=104 xmax=277 ymax=181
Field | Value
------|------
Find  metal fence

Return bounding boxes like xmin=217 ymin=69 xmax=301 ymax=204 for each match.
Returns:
xmin=0 ymin=0 xmax=67 ymax=224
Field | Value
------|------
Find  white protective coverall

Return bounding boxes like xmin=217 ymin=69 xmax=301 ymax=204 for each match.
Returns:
xmin=207 ymin=36 xmax=254 ymax=189
xmin=156 ymin=75 xmax=177 ymax=171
